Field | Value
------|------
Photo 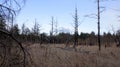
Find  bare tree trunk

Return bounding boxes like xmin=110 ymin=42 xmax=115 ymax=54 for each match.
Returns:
xmin=50 ymin=16 xmax=54 ymax=43
xmin=97 ymin=0 xmax=101 ymax=51
xmin=73 ymin=7 xmax=79 ymax=51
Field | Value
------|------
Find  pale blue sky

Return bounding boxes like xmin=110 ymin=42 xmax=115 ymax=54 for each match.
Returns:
xmin=16 ymin=0 xmax=120 ymax=34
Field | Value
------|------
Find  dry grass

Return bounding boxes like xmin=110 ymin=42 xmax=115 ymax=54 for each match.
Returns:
xmin=27 ymin=44 xmax=120 ymax=67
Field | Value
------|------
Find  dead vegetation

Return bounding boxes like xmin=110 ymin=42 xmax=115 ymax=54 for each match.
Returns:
xmin=27 ymin=44 xmax=120 ymax=67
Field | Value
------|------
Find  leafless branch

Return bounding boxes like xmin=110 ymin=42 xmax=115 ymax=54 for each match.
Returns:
xmin=0 ymin=29 xmax=26 ymax=67
xmin=0 ymin=0 xmax=26 ymax=28
xmin=84 ymin=14 xmax=97 ymax=19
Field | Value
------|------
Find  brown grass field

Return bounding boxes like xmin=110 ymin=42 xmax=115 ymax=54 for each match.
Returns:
xmin=26 ymin=44 xmax=120 ymax=67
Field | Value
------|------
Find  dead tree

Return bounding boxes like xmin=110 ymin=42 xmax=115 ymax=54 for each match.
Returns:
xmin=0 ymin=0 xmax=33 ymax=67
xmin=50 ymin=16 xmax=54 ymax=43
xmin=32 ymin=19 xmax=41 ymax=43
xmin=55 ymin=19 xmax=58 ymax=35
xmin=73 ymin=7 xmax=79 ymax=50
xmin=84 ymin=0 xmax=104 ymax=51
xmin=97 ymin=0 xmax=101 ymax=51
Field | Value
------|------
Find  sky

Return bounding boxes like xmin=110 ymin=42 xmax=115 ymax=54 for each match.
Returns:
xmin=16 ymin=0 xmax=120 ymax=35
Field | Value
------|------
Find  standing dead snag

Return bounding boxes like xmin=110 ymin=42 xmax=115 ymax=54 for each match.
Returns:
xmin=55 ymin=19 xmax=58 ymax=35
xmin=97 ymin=0 xmax=101 ymax=51
xmin=73 ymin=7 xmax=79 ymax=51
xmin=32 ymin=19 xmax=41 ymax=43
xmin=50 ymin=16 xmax=54 ymax=43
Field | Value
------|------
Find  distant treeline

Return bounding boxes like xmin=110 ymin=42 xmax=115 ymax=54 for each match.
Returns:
xmin=0 ymin=18 xmax=120 ymax=47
